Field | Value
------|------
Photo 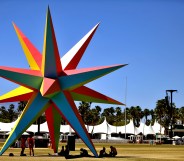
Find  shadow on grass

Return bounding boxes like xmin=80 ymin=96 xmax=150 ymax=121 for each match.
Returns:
xmin=115 ymin=156 xmax=142 ymax=159
xmin=34 ymin=155 xmax=142 ymax=159
xmin=6 ymin=154 xmax=142 ymax=159
xmin=32 ymin=154 xmax=95 ymax=158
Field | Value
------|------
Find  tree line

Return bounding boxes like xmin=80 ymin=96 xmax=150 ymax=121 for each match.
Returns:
xmin=1 ymin=99 xmax=184 ymax=134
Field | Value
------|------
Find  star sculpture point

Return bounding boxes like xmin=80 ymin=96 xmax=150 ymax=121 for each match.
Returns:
xmin=0 ymin=8 xmax=127 ymax=157
xmin=40 ymin=78 xmax=61 ymax=98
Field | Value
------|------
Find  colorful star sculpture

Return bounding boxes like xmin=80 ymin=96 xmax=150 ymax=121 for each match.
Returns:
xmin=0 ymin=7 xmax=127 ymax=156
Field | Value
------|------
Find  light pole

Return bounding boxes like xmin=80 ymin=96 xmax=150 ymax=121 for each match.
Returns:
xmin=166 ymin=90 xmax=177 ymax=138
xmin=124 ymin=77 xmax=127 ymax=139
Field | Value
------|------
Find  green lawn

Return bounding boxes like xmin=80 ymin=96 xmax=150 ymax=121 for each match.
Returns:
xmin=0 ymin=142 xmax=184 ymax=161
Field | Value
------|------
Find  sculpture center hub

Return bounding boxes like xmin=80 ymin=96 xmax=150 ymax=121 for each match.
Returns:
xmin=40 ymin=77 xmax=61 ymax=98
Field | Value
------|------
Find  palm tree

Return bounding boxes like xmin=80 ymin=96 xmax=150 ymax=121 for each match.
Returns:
xmin=155 ymin=99 xmax=169 ymax=135
xmin=179 ymin=107 xmax=184 ymax=124
xmin=172 ymin=107 xmax=180 ymax=125
xmin=123 ymin=107 xmax=131 ymax=124
xmin=95 ymin=105 xmax=101 ymax=114
xmin=78 ymin=101 xmax=91 ymax=124
xmin=143 ymin=108 xmax=150 ymax=125
xmin=129 ymin=106 xmax=143 ymax=127
xmin=85 ymin=105 xmax=101 ymax=125
xmin=150 ymin=109 xmax=155 ymax=125
xmin=8 ymin=104 xmax=17 ymax=122
xmin=18 ymin=101 xmax=27 ymax=113
xmin=0 ymin=106 xmax=9 ymax=122
xmin=136 ymin=106 xmax=144 ymax=126
xmin=102 ymin=107 xmax=115 ymax=125
xmin=0 ymin=104 xmax=18 ymax=122
xmin=114 ymin=107 xmax=123 ymax=126
xmin=129 ymin=106 xmax=136 ymax=124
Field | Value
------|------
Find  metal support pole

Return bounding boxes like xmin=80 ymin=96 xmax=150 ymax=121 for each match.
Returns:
xmin=124 ymin=77 xmax=127 ymax=139
xmin=166 ymin=90 xmax=177 ymax=138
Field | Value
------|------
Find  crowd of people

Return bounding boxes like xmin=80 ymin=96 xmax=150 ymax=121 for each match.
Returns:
xmin=14 ymin=135 xmax=117 ymax=158
xmin=57 ymin=145 xmax=117 ymax=158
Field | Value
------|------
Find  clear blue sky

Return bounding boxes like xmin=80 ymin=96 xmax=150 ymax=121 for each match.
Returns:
xmin=0 ymin=0 xmax=184 ymax=110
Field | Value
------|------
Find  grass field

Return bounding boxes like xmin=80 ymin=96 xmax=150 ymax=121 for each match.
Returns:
xmin=0 ymin=142 xmax=184 ymax=161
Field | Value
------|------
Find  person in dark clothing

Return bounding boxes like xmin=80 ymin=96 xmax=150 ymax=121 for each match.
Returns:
xmin=20 ymin=136 xmax=26 ymax=156
xmin=99 ymin=147 xmax=108 ymax=158
xmin=58 ymin=146 xmax=65 ymax=156
xmin=64 ymin=145 xmax=70 ymax=158
xmin=80 ymin=148 xmax=89 ymax=157
xmin=109 ymin=146 xmax=117 ymax=157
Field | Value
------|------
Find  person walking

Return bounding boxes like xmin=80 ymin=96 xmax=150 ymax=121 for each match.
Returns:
xmin=28 ymin=135 xmax=34 ymax=156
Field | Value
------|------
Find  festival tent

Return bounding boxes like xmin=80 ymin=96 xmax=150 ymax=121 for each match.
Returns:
xmin=107 ymin=123 xmax=120 ymax=134
xmin=152 ymin=120 xmax=165 ymax=134
xmin=40 ymin=122 xmax=49 ymax=132
xmin=0 ymin=118 xmax=164 ymax=136
xmin=86 ymin=118 xmax=115 ymax=134
xmin=27 ymin=122 xmax=49 ymax=133
xmin=98 ymin=119 xmax=141 ymax=135
xmin=0 ymin=121 xmax=16 ymax=132
xmin=92 ymin=118 xmax=108 ymax=134
xmin=143 ymin=124 xmax=155 ymax=135
xmin=60 ymin=124 xmax=74 ymax=134
xmin=121 ymin=120 xmax=141 ymax=135
xmin=172 ymin=136 xmax=181 ymax=140
xmin=137 ymin=122 xmax=155 ymax=135
xmin=85 ymin=125 xmax=101 ymax=134
xmin=116 ymin=125 xmax=126 ymax=134
xmin=137 ymin=122 xmax=145 ymax=134
xmin=26 ymin=124 xmax=38 ymax=133
xmin=85 ymin=125 xmax=91 ymax=133
xmin=27 ymin=122 xmax=75 ymax=134
xmin=6 ymin=131 xmax=30 ymax=135
xmin=87 ymin=119 xmax=140 ymax=135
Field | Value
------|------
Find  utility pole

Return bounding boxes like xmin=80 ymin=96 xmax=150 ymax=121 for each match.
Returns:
xmin=124 ymin=77 xmax=127 ymax=139
xmin=166 ymin=90 xmax=177 ymax=138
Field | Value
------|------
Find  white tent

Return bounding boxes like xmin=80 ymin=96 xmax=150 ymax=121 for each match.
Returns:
xmin=40 ymin=122 xmax=49 ymax=132
xmin=87 ymin=121 xmax=114 ymax=134
xmin=6 ymin=131 xmax=29 ymax=135
xmin=86 ymin=119 xmax=141 ymax=135
xmin=121 ymin=120 xmax=140 ymax=135
xmin=137 ymin=122 xmax=145 ymax=134
xmin=172 ymin=136 xmax=181 ymax=140
xmin=92 ymin=118 xmax=108 ymax=134
xmin=0 ymin=118 xmax=166 ymax=136
xmin=143 ymin=125 xmax=155 ymax=135
xmin=107 ymin=123 xmax=119 ymax=134
xmin=26 ymin=124 xmax=38 ymax=133
xmin=152 ymin=121 xmax=165 ymax=134
xmin=60 ymin=124 xmax=74 ymax=133
xmin=0 ymin=121 xmax=16 ymax=132
xmin=27 ymin=122 xmax=49 ymax=133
